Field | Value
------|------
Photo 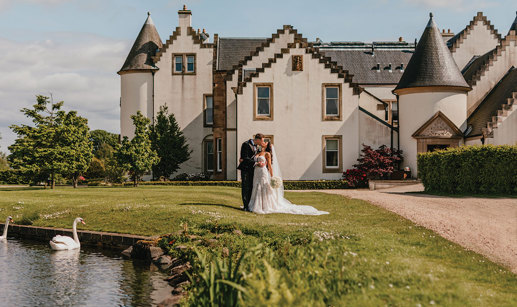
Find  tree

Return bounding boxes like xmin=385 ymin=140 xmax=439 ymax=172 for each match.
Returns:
xmin=60 ymin=111 xmax=94 ymax=188
xmin=116 ymin=111 xmax=159 ymax=187
xmin=150 ymin=106 xmax=191 ymax=180
xmin=8 ymin=95 xmax=93 ymax=188
xmin=90 ymin=129 xmax=119 ymax=157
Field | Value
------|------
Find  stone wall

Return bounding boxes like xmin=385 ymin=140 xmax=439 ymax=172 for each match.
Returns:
xmin=0 ymin=223 xmax=149 ymax=249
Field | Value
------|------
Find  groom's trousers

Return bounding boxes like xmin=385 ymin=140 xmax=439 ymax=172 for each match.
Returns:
xmin=241 ymin=170 xmax=254 ymax=211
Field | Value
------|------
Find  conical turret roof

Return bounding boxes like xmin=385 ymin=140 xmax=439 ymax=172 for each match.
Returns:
xmin=394 ymin=13 xmax=470 ymax=93
xmin=510 ymin=11 xmax=517 ymax=33
xmin=119 ymin=12 xmax=163 ymax=73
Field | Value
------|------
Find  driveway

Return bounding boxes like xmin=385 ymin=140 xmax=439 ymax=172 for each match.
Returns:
xmin=311 ymin=184 xmax=517 ymax=273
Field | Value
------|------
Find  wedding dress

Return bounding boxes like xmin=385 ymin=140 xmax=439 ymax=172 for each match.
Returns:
xmin=248 ymin=148 xmax=329 ymax=215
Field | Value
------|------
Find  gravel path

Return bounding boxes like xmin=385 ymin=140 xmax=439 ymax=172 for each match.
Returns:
xmin=307 ymin=185 xmax=517 ymax=273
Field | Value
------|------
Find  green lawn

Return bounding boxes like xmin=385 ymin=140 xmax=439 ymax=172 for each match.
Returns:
xmin=0 ymin=186 xmax=516 ymax=306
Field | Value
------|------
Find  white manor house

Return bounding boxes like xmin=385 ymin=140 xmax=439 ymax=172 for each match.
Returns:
xmin=119 ymin=6 xmax=517 ymax=180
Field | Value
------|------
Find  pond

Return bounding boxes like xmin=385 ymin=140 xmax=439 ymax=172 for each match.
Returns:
xmin=0 ymin=238 xmax=173 ymax=306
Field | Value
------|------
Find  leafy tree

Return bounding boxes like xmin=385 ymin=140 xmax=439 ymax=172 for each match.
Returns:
xmin=8 ymin=95 xmax=93 ymax=188
xmin=150 ymin=106 xmax=191 ymax=180
xmin=116 ymin=111 xmax=159 ymax=187
xmin=61 ymin=111 xmax=94 ymax=188
xmin=90 ymin=129 xmax=119 ymax=157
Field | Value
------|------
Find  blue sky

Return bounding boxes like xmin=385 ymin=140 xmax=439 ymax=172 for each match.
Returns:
xmin=0 ymin=0 xmax=516 ymax=151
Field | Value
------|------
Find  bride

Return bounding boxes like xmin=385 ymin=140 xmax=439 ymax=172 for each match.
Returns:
xmin=248 ymin=140 xmax=328 ymax=215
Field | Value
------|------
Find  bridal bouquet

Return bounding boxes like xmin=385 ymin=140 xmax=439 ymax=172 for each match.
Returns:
xmin=270 ymin=176 xmax=282 ymax=189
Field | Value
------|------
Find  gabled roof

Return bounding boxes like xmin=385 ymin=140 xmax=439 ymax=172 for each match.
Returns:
xmin=447 ymin=12 xmax=501 ymax=53
xmin=236 ymin=42 xmax=361 ymax=95
xmin=467 ymin=67 xmax=517 ymax=136
xmin=217 ymin=38 xmax=268 ymax=71
xmin=321 ymin=49 xmax=413 ymax=85
xmin=119 ymin=13 xmax=163 ymax=74
xmin=394 ymin=13 xmax=470 ymax=94
xmin=412 ymin=111 xmax=463 ymax=139
xmin=461 ymin=49 xmax=494 ymax=85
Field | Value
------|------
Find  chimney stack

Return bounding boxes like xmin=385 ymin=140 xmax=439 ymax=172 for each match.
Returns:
xmin=178 ymin=4 xmax=192 ymax=29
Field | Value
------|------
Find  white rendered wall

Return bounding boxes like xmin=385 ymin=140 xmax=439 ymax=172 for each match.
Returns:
xmin=225 ymin=30 xmax=295 ymax=179
xmin=363 ymin=85 xmax=397 ymax=101
xmin=398 ymin=91 xmax=467 ymax=174
xmin=451 ymin=20 xmax=500 ymax=70
xmin=359 ymin=90 xmax=389 ymax=121
xmin=492 ymin=106 xmax=517 ymax=145
xmin=236 ymin=47 xmax=360 ymax=180
xmin=465 ymin=138 xmax=482 ymax=145
xmin=153 ymin=27 xmax=214 ymax=175
xmin=467 ymin=40 xmax=517 ymax=115
xmin=359 ymin=111 xmax=397 ymax=149
xmin=120 ymin=72 xmax=153 ymax=139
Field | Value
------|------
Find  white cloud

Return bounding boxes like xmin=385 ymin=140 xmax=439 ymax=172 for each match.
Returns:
xmin=0 ymin=0 xmax=72 ymax=11
xmin=0 ymin=33 xmax=129 ymax=153
xmin=405 ymin=0 xmax=498 ymax=11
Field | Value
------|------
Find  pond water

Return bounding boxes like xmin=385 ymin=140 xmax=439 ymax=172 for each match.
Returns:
xmin=0 ymin=238 xmax=173 ymax=306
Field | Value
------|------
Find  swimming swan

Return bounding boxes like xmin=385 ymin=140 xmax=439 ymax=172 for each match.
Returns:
xmin=49 ymin=217 xmax=85 ymax=250
xmin=0 ymin=216 xmax=14 ymax=241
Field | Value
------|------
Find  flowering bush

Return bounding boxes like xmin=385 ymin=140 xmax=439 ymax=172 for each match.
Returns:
xmin=343 ymin=168 xmax=368 ymax=188
xmin=343 ymin=144 xmax=403 ymax=187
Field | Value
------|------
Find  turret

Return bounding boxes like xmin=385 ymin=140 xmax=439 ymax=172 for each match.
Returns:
xmin=394 ymin=13 xmax=470 ymax=175
xmin=118 ymin=12 xmax=163 ymax=139
xmin=509 ymin=11 xmax=517 ymax=34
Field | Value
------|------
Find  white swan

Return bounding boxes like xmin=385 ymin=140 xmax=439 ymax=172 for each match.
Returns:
xmin=49 ymin=217 xmax=85 ymax=250
xmin=0 ymin=216 xmax=14 ymax=241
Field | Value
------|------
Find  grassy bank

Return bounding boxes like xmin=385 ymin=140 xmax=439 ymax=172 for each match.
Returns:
xmin=0 ymin=186 xmax=516 ymax=306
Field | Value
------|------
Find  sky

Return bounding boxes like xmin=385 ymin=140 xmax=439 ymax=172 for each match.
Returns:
xmin=0 ymin=0 xmax=516 ymax=152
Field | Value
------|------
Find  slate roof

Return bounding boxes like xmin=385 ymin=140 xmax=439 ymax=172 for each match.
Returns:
xmin=510 ymin=11 xmax=517 ymax=34
xmin=321 ymin=49 xmax=413 ymax=85
xmin=395 ymin=14 xmax=470 ymax=93
xmin=217 ymin=38 xmax=267 ymax=71
xmin=119 ymin=13 xmax=163 ymax=73
xmin=467 ymin=67 xmax=517 ymax=136
xmin=461 ymin=49 xmax=494 ymax=86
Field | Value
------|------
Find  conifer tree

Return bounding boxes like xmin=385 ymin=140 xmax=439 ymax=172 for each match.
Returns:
xmin=150 ymin=106 xmax=191 ymax=180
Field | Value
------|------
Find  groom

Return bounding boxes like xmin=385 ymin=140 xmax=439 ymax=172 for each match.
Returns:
xmin=237 ymin=133 xmax=264 ymax=211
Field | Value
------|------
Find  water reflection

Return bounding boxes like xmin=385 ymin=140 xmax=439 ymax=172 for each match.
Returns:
xmin=0 ymin=239 xmax=172 ymax=306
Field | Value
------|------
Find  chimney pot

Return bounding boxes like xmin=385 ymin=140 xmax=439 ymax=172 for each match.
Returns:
xmin=448 ymin=28 xmax=451 ymax=33
xmin=178 ymin=5 xmax=192 ymax=28
xmin=399 ymin=36 xmax=403 ymax=42
xmin=183 ymin=4 xmax=187 ymax=10
xmin=203 ymin=28 xmax=206 ymax=33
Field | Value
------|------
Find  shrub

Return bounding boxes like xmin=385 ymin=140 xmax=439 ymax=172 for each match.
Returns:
xmin=122 ymin=180 xmax=348 ymax=190
xmin=418 ymin=145 xmax=517 ymax=195
xmin=343 ymin=144 xmax=402 ymax=187
xmin=173 ymin=173 xmax=211 ymax=181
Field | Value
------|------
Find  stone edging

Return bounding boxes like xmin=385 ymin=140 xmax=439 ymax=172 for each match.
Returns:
xmin=0 ymin=223 xmax=150 ymax=249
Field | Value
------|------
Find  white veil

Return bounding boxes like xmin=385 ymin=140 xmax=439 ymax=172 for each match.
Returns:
xmin=269 ymin=144 xmax=328 ymax=215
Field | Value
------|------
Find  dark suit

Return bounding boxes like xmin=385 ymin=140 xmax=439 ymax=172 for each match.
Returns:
xmin=237 ymin=139 xmax=257 ymax=211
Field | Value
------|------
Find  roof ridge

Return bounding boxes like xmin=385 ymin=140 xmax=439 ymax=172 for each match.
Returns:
xmin=235 ymin=41 xmax=362 ymax=95
xmin=449 ymin=12 xmax=502 ymax=53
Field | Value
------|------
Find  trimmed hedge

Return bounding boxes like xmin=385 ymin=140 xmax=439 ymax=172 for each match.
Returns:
xmin=120 ymin=180 xmax=349 ymax=190
xmin=418 ymin=145 xmax=517 ymax=195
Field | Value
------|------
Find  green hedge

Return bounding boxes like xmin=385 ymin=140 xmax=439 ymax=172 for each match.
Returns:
xmin=418 ymin=145 xmax=517 ymax=195
xmin=120 ymin=180 xmax=349 ymax=190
